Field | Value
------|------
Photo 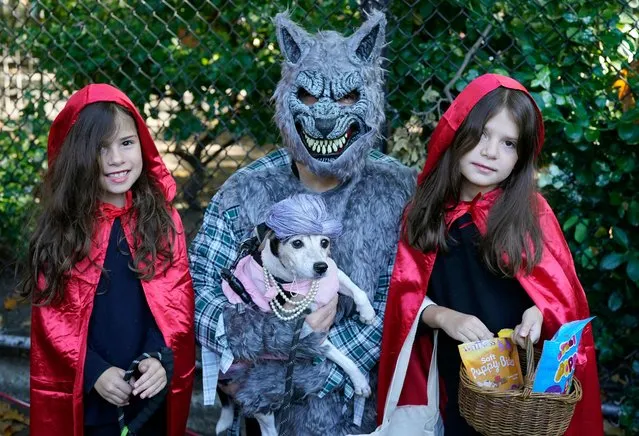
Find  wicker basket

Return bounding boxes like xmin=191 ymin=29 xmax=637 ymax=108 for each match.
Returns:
xmin=458 ymin=338 xmax=582 ymax=436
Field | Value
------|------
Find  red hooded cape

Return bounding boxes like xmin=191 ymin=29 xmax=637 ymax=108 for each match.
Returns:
xmin=377 ymin=74 xmax=603 ymax=435
xmin=30 ymin=84 xmax=195 ymax=435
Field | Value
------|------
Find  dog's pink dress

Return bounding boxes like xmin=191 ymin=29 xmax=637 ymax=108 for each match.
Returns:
xmin=222 ymin=256 xmax=340 ymax=311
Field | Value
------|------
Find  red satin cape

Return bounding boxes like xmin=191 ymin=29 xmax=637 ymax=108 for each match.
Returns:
xmin=30 ymin=84 xmax=195 ymax=436
xmin=377 ymin=74 xmax=602 ymax=435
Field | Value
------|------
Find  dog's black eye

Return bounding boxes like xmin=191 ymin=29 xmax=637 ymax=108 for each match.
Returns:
xmin=321 ymin=239 xmax=330 ymax=249
xmin=291 ymin=239 xmax=304 ymax=249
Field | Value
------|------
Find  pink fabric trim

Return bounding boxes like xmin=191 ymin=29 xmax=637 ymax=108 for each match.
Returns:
xmin=222 ymin=256 xmax=340 ymax=312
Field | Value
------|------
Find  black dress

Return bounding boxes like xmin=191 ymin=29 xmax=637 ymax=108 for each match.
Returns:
xmin=83 ymin=218 xmax=167 ymax=436
xmin=426 ymin=214 xmax=533 ymax=435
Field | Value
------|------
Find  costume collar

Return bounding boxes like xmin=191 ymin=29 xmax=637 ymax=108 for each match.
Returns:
xmin=97 ymin=190 xmax=134 ymax=220
xmin=446 ymin=188 xmax=502 ymax=229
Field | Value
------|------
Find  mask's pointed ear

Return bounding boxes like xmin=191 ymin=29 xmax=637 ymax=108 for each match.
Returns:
xmin=348 ymin=10 xmax=386 ymax=64
xmin=274 ymin=12 xmax=312 ymax=65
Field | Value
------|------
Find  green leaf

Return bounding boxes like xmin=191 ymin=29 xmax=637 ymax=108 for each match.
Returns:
xmin=542 ymin=106 xmax=566 ymax=123
xmin=595 ymin=173 xmax=610 ymax=187
xmin=633 ymin=360 xmax=639 ymax=374
xmin=563 ymin=215 xmax=579 ymax=231
xmin=629 ymin=201 xmax=639 ymax=227
xmin=627 ymin=257 xmax=639 ymax=282
xmin=613 ymin=227 xmax=629 ymax=249
xmin=584 ymin=129 xmax=600 ymax=142
xmin=563 ymin=13 xmax=578 ymax=23
xmin=608 ymin=292 xmax=623 ymax=312
xmin=619 ymin=123 xmax=639 ymax=144
xmin=574 ymin=223 xmax=588 ymax=243
xmin=616 ymin=155 xmax=636 ymax=174
xmin=609 ymin=192 xmax=623 ymax=206
xmin=564 ymin=124 xmax=583 ymax=142
xmin=600 ymin=253 xmax=626 ymax=270
xmin=531 ymin=66 xmax=551 ymax=90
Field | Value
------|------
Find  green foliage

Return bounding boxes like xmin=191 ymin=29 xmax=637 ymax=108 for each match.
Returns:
xmin=0 ymin=102 xmax=48 ymax=260
xmin=2 ymin=0 xmax=362 ymax=208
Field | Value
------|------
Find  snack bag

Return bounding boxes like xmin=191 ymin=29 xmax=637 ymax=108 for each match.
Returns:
xmin=531 ymin=317 xmax=594 ymax=394
xmin=458 ymin=336 xmax=523 ymax=391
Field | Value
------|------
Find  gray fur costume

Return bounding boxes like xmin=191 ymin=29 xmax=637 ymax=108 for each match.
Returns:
xmin=190 ymin=11 xmax=416 ymax=435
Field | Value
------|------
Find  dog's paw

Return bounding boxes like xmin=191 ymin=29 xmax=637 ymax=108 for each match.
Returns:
xmin=357 ymin=304 xmax=376 ymax=325
xmin=351 ymin=373 xmax=372 ymax=398
xmin=215 ymin=404 xmax=234 ymax=434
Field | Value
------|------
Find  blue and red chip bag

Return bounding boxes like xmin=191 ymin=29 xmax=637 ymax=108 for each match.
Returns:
xmin=532 ymin=317 xmax=594 ymax=394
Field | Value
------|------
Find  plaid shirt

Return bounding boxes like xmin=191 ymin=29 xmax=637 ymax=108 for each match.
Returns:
xmin=190 ymin=148 xmax=398 ymax=406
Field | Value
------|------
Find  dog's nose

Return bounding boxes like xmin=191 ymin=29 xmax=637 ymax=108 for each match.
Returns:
xmin=313 ymin=262 xmax=328 ymax=274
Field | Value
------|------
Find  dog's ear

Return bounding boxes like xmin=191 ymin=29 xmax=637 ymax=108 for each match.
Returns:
xmin=258 ymin=229 xmax=279 ymax=257
xmin=255 ymin=222 xmax=270 ymax=245
xmin=269 ymin=237 xmax=280 ymax=257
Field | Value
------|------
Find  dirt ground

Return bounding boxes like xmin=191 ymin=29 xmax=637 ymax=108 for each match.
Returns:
xmin=0 ymin=398 xmax=29 ymax=436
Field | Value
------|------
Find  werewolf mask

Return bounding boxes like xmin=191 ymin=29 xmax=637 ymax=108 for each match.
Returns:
xmin=273 ymin=11 xmax=386 ymax=181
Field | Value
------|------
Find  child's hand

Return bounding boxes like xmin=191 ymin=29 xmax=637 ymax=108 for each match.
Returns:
xmin=422 ymin=306 xmax=493 ymax=343
xmin=513 ymin=305 xmax=543 ymax=348
xmin=94 ymin=367 xmax=132 ymax=406
xmin=132 ymin=357 xmax=167 ymax=399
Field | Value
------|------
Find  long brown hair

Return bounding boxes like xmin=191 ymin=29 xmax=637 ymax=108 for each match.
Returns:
xmin=20 ymin=102 xmax=176 ymax=305
xmin=406 ymin=87 xmax=542 ymax=276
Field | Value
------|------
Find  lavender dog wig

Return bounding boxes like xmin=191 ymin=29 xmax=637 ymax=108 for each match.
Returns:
xmin=265 ymin=194 xmax=343 ymax=240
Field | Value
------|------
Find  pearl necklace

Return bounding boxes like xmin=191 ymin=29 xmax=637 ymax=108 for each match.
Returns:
xmin=263 ymin=266 xmax=319 ymax=321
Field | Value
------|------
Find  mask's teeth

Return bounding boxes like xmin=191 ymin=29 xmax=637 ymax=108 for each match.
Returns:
xmin=304 ymin=131 xmax=350 ymax=155
xmin=306 ymin=136 xmax=317 ymax=152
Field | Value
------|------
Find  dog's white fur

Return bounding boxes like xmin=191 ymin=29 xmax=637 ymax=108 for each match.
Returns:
xmin=217 ymin=233 xmax=375 ymax=435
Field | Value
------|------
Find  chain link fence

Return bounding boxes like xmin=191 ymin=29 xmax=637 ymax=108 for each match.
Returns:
xmin=1 ymin=0 xmax=637 ymax=241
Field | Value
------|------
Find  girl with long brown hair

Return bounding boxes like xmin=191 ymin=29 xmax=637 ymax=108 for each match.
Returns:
xmin=377 ymin=74 xmax=602 ymax=435
xmin=22 ymin=84 xmax=195 ymax=436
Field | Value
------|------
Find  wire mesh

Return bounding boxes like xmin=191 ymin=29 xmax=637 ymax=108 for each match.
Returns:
xmin=0 ymin=0 xmax=637 ymax=264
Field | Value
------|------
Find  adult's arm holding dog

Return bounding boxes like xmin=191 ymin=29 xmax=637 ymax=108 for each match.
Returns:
xmin=306 ymin=295 xmax=339 ymax=332
xmin=318 ymin=257 xmax=393 ymax=399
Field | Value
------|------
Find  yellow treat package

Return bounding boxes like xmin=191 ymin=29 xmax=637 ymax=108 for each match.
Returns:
xmin=458 ymin=337 xmax=523 ymax=391
xmin=498 ymin=328 xmax=514 ymax=339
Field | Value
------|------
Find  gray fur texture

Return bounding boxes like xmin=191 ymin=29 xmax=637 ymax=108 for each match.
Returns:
xmin=234 ymin=360 xmax=330 ymax=416
xmin=224 ymin=304 xmax=327 ymax=361
xmin=273 ymin=11 xmax=387 ymax=180
xmin=217 ymin=152 xmax=415 ymax=434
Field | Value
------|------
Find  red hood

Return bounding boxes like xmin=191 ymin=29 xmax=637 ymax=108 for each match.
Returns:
xmin=418 ymin=74 xmax=544 ymax=184
xmin=47 ymin=83 xmax=176 ymax=202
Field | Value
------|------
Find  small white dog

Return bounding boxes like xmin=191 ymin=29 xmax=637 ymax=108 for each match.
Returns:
xmin=217 ymin=195 xmax=376 ymax=436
